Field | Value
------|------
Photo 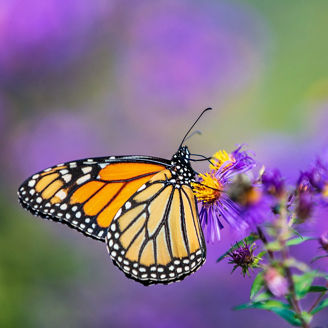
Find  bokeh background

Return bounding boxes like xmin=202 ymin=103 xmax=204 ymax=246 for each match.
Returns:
xmin=1 ymin=0 xmax=328 ymax=327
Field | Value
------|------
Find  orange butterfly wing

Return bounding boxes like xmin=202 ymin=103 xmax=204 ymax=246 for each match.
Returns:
xmin=106 ymin=169 xmax=206 ymax=285
xmin=18 ymin=156 xmax=170 ymax=240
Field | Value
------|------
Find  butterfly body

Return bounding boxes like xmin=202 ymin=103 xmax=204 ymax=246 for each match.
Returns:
xmin=18 ymin=145 xmax=206 ymax=285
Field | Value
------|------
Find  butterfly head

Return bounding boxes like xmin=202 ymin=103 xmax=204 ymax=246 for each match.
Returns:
xmin=170 ymin=146 xmax=195 ymax=184
xmin=171 ymin=146 xmax=190 ymax=164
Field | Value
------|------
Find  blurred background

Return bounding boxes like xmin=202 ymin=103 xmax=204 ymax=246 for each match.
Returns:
xmin=1 ymin=0 xmax=328 ymax=327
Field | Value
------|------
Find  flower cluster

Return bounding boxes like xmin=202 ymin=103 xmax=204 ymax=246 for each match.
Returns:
xmin=293 ymin=152 xmax=328 ymax=223
xmin=192 ymin=146 xmax=328 ymax=243
xmin=210 ymin=146 xmax=328 ymax=327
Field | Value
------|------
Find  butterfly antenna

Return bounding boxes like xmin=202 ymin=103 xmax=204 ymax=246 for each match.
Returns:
xmin=179 ymin=107 xmax=212 ymax=148
xmin=184 ymin=130 xmax=202 ymax=142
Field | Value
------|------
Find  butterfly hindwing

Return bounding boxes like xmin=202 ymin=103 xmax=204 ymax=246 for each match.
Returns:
xmin=18 ymin=156 xmax=169 ymax=241
xmin=106 ymin=169 xmax=206 ymax=285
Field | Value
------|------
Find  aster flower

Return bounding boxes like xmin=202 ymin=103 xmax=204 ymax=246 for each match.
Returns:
xmin=227 ymin=241 xmax=261 ymax=276
xmin=291 ymin=172 xmax=315 ymax=223
xmin=261 ymin=168 xmax=285 ymax=198
xmin=227 ymin=174 xmax=274 ymax=233
xmin=192 ymin=147 xmax=258 ymax=241
xmin=300 ymin=152 xmax=328 ymax=204
xmin=210 ymin=145 xmax=256 ymax=177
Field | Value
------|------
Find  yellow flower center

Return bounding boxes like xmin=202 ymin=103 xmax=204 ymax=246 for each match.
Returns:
xmin=210 ymin=149 xmax=235 ymax=171
xmin=323 ymin=183 xmax=328 ymax=198
xmin=191 ymin=173 xmax=222 ymax=204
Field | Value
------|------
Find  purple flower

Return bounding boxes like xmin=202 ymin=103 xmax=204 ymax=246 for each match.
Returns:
xmin=309 ymin=154 xmax=328 ymax=195
xmin=261 ymin=168 xmax=285 ymax=198
xmin=192 ymin=147 xmax=259 ymax=241
xmin=227 ymin=175 xmax=274 ymax=233
xmin=293 ymin=173 xmax=314 ymax=222
xmin=210 ymin=146 xmax=256 ymax=179
xmin=227 ymin=241 xmax=261 ymax=276
xmin=296 ymin=190 xmax=314 ymax=222
xmin=298 ymin=152 xmax=328 ymax=206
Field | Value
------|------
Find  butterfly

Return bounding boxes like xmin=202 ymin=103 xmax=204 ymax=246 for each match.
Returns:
xmin=17 ymin=108 xmax=212 ymax=285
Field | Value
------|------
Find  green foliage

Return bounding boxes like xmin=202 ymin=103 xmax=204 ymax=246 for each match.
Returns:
xmin=293 ymin=272 xmax=317 ymax=299
xmin=265 ymin=240 xmax=282 ymax=251
xmin=310 ymin=255 xmax=328 ymax=263
xmin=253 ymin=291 xmax=272 ymax=302
xmin=250 ymin=272 xmax=264 ymax=300
xmin=308 ymin=286 xmax=328 ymax=293
xmin=310 ymin=298 xmax=328 ymax=315
xmin=234 ymin=300 xmax=303 ymax=326
xmin=286 ymin=236 xmax=315 ymax=247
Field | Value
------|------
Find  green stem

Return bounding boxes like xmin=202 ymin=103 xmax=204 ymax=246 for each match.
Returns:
xmin=281 ymin=247 xmax=309 ymax=328
xmin=279 ymin=200 xmax=310 ymax=328
xmin=256 ymin=226 xmax=274 ymax=260
xmin=308 ymin=282 xmax=328 ymax=313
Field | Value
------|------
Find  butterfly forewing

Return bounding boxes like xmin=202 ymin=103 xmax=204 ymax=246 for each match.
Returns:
xmin=18 ymin=156 xmax=169 ymax=240
xmin=106 ymin=169 xmax=206 ymax=285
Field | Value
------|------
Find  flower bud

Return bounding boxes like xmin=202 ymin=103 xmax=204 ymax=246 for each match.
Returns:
xmin=227 ymin=242 xmax=260 ymax=276
xmin=296 ymin=190 xmax=313 ymax=222
xmin=261 ymin=169 xmax=285 ymax=198
xmin=319 ymin=232 xmax=328 ymax=252
xmin=264 ymin=267 xmax=288 ymax=297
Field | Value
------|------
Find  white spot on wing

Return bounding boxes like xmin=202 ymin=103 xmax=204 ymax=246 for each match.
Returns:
xmin=113 ymin=209 xmax=121 ymax=220
xmin=62 ymin=174 xmax=71 ymax=183
xmin=28 ymin=180 xmax=36 ymax=187
xmin=60 ymin=169 xmax=69 ymax=175
xmin=82 ymin=167 xmax=92 ymax=174
xmin=77 ymin=174 xmax=91 ymax=185
xmin=55 ymin=190 xmax=67 ymax=200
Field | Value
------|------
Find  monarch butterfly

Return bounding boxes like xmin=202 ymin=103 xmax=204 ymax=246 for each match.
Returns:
xmin=17 ymin=108 xmax=212 ymax=285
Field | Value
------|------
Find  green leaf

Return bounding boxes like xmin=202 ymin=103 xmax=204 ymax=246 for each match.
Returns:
xmin=270 ymin=308 xmax=303 ymax=326
xmin=310 ymin=298 xmax=328 ymax=315
xmin=284 ymin=258 xmax=309 ymax=272
xmin=266 ymin=240 xmax=282 ymax=251
xmin=286 ymin=236 xmax=314 ymax=246
xmin=293 ymin=272 xmax=316 ymax=299
xmin=250 ymin=272 xmax=264 ymax=300
xmin=256 ymin=251 xmax=267 ymax=259
xmin=253 ymin=291 xmax=272 ymax=302
xmin=311 ymin=255 xmax=328 ymax=263
xmin=216 ymin=234 xmax=259 ymax=263
xmin=234 ymin=301 xmax=302 ymax=326
xmin=308 ymin=285 xmax=328 ymax=293
xmin=234 ymin=300 xmax=290 ymax=311
xmin=289 ymin=227 xmax=303 ymax=239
